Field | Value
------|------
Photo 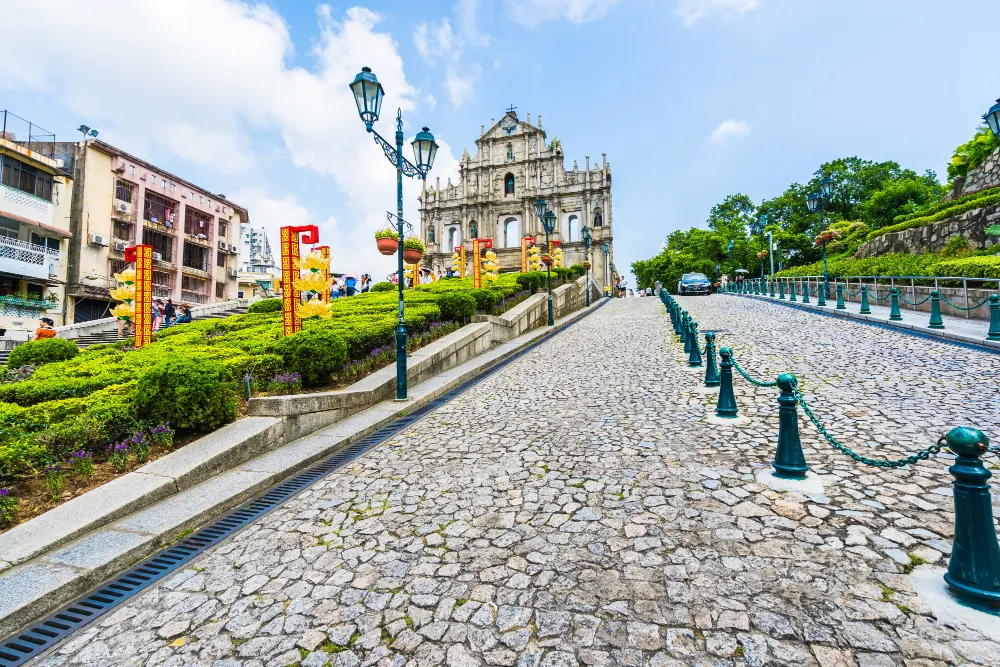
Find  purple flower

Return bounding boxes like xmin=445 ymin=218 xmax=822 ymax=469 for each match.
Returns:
xmin=0 ymin=488 xmax=8 ymax=497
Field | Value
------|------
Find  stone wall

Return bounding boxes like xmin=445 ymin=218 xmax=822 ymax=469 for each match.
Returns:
xmin=944 ymin=145 xmax=1000 ymax=200
xmin=856 ymin=201 xmax=1000 ymax=258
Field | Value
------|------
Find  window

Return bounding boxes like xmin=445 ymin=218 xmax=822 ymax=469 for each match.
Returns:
xmin=217 ymin=252 xmax=226 ymax=268
xmin=504 ymin=173 xmax=515 ymax=195
xmin=184 ymin=207 xmax=211 ymax=238
xmin=144 ymin=191 xmax=178 ymax=225
xmin=215 ymin=283 xmax=226 ymax=299
xmin=1 ymin=156 xmax=54 ymax=201
xmin=142 ymin=229 xmax=173 ymax=262
xmin=0 ymin=277 xmax=17 ymax=296
xmin=150 ymin=176 xmax=156 ymax=187
xmin=26 ymin=283 xmax=44 ymax=299
xmin=129 ymin=165 xmax=135 ymax=175
xmin=170 ymin=183 xmax=176 ymax=192
xmin=238 ymin=290 xmax=245 ymax=299
xmin=183 ymin=242 xmax=209 ymax=271
xmin=30 ymin=234 xmax=60 ymax=252
xmin=218 ymin=220 xmax=228 ymax=238
xmin=113 ymin=221 xmax=131 ymax=242
xmin=182 ymin=275 xmax=207 ymax=293
xmin=114 ymin=179 xmax=135 ymax=203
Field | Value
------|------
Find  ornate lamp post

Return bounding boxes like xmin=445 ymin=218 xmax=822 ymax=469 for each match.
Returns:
xmin=582 ymin=225 xmax=593 ymax=306
xmin=350 ymin=66 xmax=438 ymax=401
xmin=806 ymin=176 xmax=835 ymax=298
xmin=752 ymin=214 xmax=766 ymax=279
xmin=535 ymin=197 xmax=558 ymax=324
xmin=984 ymin=98 xmax=1000 ymax=139
xmin=602 ymin=241 xmax=610 ymax=296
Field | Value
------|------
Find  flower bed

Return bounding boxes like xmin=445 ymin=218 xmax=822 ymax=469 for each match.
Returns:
xmin=0 ymin=274 xmax=524 ymax=530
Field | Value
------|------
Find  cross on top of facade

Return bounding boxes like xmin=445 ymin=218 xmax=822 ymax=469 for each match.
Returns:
xmin=506 ymin=104 xmax=517 ymax=114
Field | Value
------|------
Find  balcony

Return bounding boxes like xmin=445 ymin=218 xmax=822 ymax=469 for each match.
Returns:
xmin=1 ymin=182 xmax=53 ymax=227
xmin=184 ymin=233 xmax=211 ymax=247
xmin=0 ymin=235 xmax=55 ymax=280
xmin=181 ymin=290 xmax=208 ymax=304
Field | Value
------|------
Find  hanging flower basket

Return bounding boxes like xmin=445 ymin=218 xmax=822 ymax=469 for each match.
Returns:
xmin=541 ymin=253 xmax=553 ymax=266
xmin=403 ymin=237 xmax=425 ymax=264
xmin=583 ymin=261 xmax=591 ymax=270
xmin=376 ymin=229 xmax=400 ymax=256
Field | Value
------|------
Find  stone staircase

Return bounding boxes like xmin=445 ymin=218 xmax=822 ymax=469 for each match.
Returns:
xmin=0 ymin=305 xmax=247 ymax=364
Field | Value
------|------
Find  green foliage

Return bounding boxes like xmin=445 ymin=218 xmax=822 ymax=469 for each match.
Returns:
xmin=933 ymin=254 xmax=1000 ymax=279
xmin=247 ymin=298 xmax=282 ymax=314
xmin=940 ymin=235 xmax=970 ymax=258
xmin=947 ymin=126 xmax=1000 ymax=183
xmin=134 ymin=357 xmax=236 ymax=432
xmin=370 ymin=281 xmax=395 ymax=292
xmin=865 ymin=190 xmax=1000 ymax=242
xmin=773 ymin=249 xmax=1000 ymax=279
xmin=375 ymin=229 xmax=400 ymax=240
xmin=403 ymin=237 xmax=425 ymax=252
xmin=890 ymin=185 xmax=1000 ymax=226
xmin=436 ymin=292 xmax=476 ymax=323
xmin=857 ymin=178 xmax=941 ymax=229
xmin=824 ymin=220 xmax=871 ymax=255
xmin=8 ymin=338 xmax=79 ymax=368
xmin=468 ymin=289 xmax=499 ymax=312
xmin=274 ymin=327 xmax=348 ymax=387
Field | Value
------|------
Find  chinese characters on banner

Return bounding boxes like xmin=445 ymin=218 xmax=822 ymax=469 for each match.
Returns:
xmin=125 ymin=244 xmax=153 ymax=348
xmin=520 ymin=236 xmax=536 ymax=273
xmin=280 ymin=225 xmax=320 ymax=337
xmin=471 ymin=238 xmax=493 ymax=288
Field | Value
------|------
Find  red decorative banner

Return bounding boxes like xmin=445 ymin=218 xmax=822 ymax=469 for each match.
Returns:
xmin=454 ymin=245 xmax=466 ymax=278
xmin=520 ymin=236 xmax=536 ymax=273
xmin=549 ymin=239 xmax=562 ymax=254
xmin=124 ymin=244 xmax=153 ymax=348
xmin=280 ymin=225 xmax=319 ymax=337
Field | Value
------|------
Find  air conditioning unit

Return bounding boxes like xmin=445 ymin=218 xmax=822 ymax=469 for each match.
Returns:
xmin=112 ymin=241 xmax=127 ymax=252
xmin=114 ymin=201 xmax=131 ymax=215
xmin=152 ymin=252 xmax=164 ymax=262
xmin=227 ymin=268 xmax=239 ymax=279
xmin=88 ymin=233 xmax=108 ymax=247
xmin=218 ymin=240 xmax=227 ymax=251
xmin=229 ymin=243 xmax=239 ymax=254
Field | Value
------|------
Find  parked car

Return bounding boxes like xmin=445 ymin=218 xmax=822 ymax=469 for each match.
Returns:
xmin=677 ymin=272 xmax=712 ymax=295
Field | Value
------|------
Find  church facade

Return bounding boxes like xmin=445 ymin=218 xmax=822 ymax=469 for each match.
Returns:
xmin=418 ymin=108 xmax=614 ymax=289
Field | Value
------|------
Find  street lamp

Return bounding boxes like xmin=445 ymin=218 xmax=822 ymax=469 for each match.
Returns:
xmin=541 ymin=208 xmax=557 ymax=324
xmin=752 ymin=214 xmax=766 ymax=279
xmin=350 ymin=66 xmax=438 ymax=401
xmin=984 ymin=98 xmax=1000 ymax=140
xmin=806 ymin=176 xmax=835 ymax=298
xmin=581 ymin=225 xmax=593 ymax=306
xmin=602 ymin=241 xmax=610 ymax=297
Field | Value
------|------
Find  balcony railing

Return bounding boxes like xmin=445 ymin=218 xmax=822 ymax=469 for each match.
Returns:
xmin=181 ymin=290 xmax=208 ymax=304
xmin=0 ymin=235 xmax=52 ymax=280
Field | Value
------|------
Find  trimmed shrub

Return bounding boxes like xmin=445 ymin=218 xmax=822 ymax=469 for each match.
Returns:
xmin=247 ymin=298 xmax=282 ymax=314
xmin=370 ymin=281 xmax=395 ymax=292
xmin=274 ymin=327 xmax=348 ymax=387
xmin=933 ymin=255 xmax=1000 ymax=279
xmin=469 ymin=289 xmax=499 ymax=313
xmin=866 ymin=190 xmax=1000 ymax=243
xmin=134 ymin=357 xmax=236 ymax=432
xmin=437 ymin=292 xmax=476 ymax=323
xmin=8 ymin=338 xmax=78 ymax=369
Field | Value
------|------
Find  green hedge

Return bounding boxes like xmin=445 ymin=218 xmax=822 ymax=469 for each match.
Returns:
xmin=370 ymin=281 xmax=394 ymax=292
xmin=932 ymin=255 xmax=1000 ymax=279
xmin=247 ymin=298 xmax=282 ymax=314
xmin=773 ymin=251 xmax=1000 ymax=279
xmin=866 ymin=190 xmax=1000 ymax=243
xmin=8 ymin=338 xmax=79 ymax=368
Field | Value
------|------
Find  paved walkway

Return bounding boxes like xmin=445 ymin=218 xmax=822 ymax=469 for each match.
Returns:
xmin=31 ymin=297 xmax=1000 ymax=667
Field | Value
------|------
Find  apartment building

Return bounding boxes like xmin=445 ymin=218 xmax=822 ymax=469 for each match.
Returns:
xmin=0 ymin=110 xmax=74 ymax=329
xmin=237 ymin=224 xmax=280 ymax=301
xmin=54 ymin=140 xmax=248 ymax=322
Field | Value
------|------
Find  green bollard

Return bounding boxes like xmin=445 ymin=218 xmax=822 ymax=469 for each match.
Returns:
xmin=769 ymin=280 xmax=775 ymax=298
xmin=942 ymin=426 xmax=1000 ymax=609
xmin=789 ymin=280 xmax=797 ymax=302
xmin=928 ymin=291 xmax=945 ymax=329
xmin=715 ymin=347 xmax=739 ymax=418
xmin=772 ymin=373 xmax=808 ymax=480
xmin=679 ymin=311 xmax=689 ymax=340
xmin=836 ymin=282 xmax=846 ymax=310
xmin=682 ymin=315 xmax=692 ymax=352
xmin=674 ymin=309 xmax=684 ymax=336
xmin=687 ymin=321 xmax=703 ymax=367
xmin=816 ymin=282 xmax=827 ymax=307
xmin=859 ymin=284 xmax=871 ymax=314
xmin=889 ymin=288 xmax=902 ymax=321
xmin=703 ymin=332 xmax=720 ymax=386
xmin=778 ymin=281 xmax=785 ymax=300
xmin=988 ymin=295 xmax=1000 ymax=341
xmin=801 ymin=281 xmax=811 ymax=304
xmin=754 ymin=280 xmax=760 ymax=295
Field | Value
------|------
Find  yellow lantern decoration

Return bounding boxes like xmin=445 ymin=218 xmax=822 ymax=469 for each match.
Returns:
xmin=109 ymin=285 xmax=136 ymax=302
xmin=483 ymin=249 xmax=499 ymax=285
xmin=112 ymin=268 xmax=136 ymax=285
xmin=111 ymin=302 xmax=135 ymax=320
xmin=111 ymin=268 xmax=137 ymax=323
xmin=553 ymin=247 xmax=564 ymax=269
xmin=297 ymin=250 xmax=331 ymax=273
xmin=296 ymin=297 xmax=333 ymax=320
xmin=528 ymin=246 xmax=541 ymax=272
xmin=293 ymin=272 xmax=332 ymax=294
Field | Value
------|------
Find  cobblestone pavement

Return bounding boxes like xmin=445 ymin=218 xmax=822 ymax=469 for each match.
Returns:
xmin=33 ymin=296 xmax=1000 ymax=667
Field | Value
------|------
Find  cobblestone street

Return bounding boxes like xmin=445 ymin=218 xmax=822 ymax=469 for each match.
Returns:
xmin=34 ymin=296 xmax=1000 ymax=667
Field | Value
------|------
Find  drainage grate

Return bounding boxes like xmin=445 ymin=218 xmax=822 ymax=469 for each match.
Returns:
xmin=0 ymin=300 xmax=607 ymax=667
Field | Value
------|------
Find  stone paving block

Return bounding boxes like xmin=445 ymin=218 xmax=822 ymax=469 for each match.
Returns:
xmin=0 ymin=562 xmax=82 ymax=638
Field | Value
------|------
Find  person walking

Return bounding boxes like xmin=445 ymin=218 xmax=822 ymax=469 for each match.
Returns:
xmin=163 ymin=298 xmax=176 ymax=328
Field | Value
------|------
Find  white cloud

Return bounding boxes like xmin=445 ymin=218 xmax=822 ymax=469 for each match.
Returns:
xmin=445 ymin=64 xmax=481 ymax=108
xmin=675 ymin=0 xmax=759 ymax=27
xmin=414 ymin=18 xmax=459 ymax=64
xmin=711 ymin=119 xmax=751 ymax=143
xmin=0 ymin=1 xmax=455 ymax=274
xmin=506 ymin=0 xmax=622 ymax=28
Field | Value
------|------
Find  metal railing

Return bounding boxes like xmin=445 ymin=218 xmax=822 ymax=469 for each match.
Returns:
xmin=0 ymin=110 xmax=56 ymax=158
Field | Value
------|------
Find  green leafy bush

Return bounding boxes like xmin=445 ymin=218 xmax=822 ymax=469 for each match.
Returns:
xmin=469 ymin=289 xmax=499 ymax=312
xmin=247 ymin=298 xmax=282 ymax=314
xmin=403 ymin=237 xmax=425 ymax=252
xmin=867 ymin=190 xmax=1000 ymax=244
xmin=375 ymin=229 xmax=399 ymax=240
xmin=8 ymin=338 xmax=79 ymax=369
xmin=134 ymin=357 xmax=236 ymax=432
xmin=437 ymin=292 xmax=477 ymax=323
xmin=940 ymin=235 xmax=970 ymax=258
xmin=933 ymin=255 xmax=1000 ymax=279
xmin=274 ymin=327 xmax=348 ymax=387
xmin=890 ymin=185 xmax=1000 ymax=226
xmin=370 ymin=281 xmax=395 ymax=292
xmin=947 ymin=127 xmax=1000 ymax=182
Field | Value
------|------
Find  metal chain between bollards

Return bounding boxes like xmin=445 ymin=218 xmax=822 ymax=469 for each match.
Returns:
xmin=899 ymin=293 xmax=932 ymax=306
xmin=846 ymin=288 xmax=863 ymax=297
xmin=794 ymin=386 xmax=946 ymax=468
xmin=938 ymin=293 xmax=993 ymax=311
xmin=730 ymin=358 xmax=779 ymax=387
xmin=869 ymin=291 xmax=891 ymax=302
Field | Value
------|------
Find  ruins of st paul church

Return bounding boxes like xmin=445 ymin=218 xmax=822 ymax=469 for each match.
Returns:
xmin=419 ymin=108 xmax=615 ymax=289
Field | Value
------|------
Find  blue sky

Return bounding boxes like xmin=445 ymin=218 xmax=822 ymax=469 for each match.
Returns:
xmin=1 ymin=0 xmax=997 ymax=281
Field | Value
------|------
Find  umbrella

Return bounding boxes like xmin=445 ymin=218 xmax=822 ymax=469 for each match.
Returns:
xmin=734 ymin=269 xmax=750 ymax=274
